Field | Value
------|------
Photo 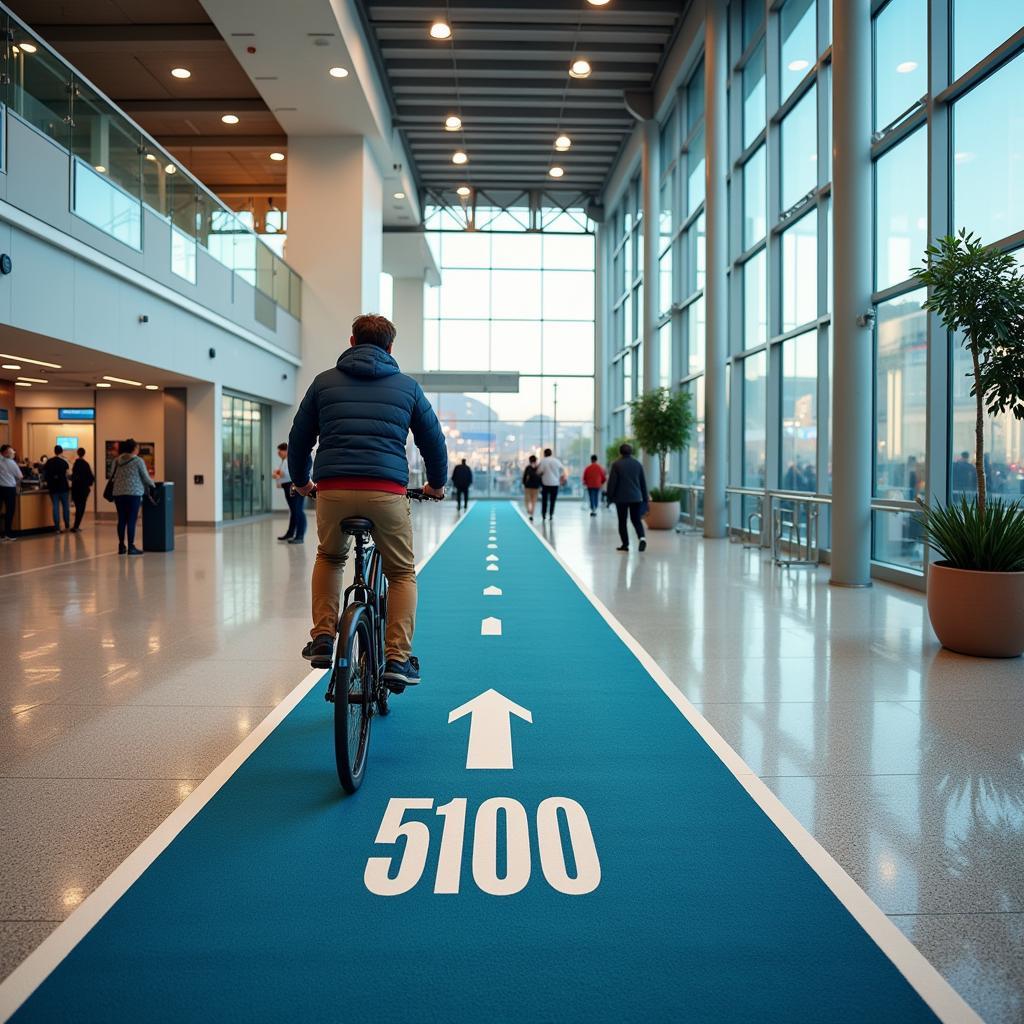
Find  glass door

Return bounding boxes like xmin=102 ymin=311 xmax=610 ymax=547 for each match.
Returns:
xmin=221 ymin=393 xmax=271 ymax=519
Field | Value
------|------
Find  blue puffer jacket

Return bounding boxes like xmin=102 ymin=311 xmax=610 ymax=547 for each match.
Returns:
xmin=287 ymin=344 xmax=448 ymax=489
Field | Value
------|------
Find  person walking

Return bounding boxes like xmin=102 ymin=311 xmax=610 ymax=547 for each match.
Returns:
xmin=582 ymin=455 xmax=606 ymax=517
xmin=451 ymin=458 xmax=473 ymax=512
xmin=537 ymin=448 xmax=565 ymax=521
xmin=273 ymin=442 xmax=307 ymax=544
xmin=0 ymin=443 xmax=22 ymax=542
xmin=70 ymin=448 xmax=95 ymax=533
xmin=110 ymin=438 xmax=154 ymax=555
xmin=606 ymin=442 xmax=649 ymax=552
xmin=521 ymin=454 xmax=541 ymax=521
xmin=42 ymin=445 xmax=71 ymax=533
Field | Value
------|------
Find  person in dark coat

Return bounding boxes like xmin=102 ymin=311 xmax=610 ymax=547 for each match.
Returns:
xmin=70 ymin=447 xmax=95 ymax=532
xmin=605 ymin=443 xmax=649 ymax=552
xmin=288 ymin=314 xmax=448 ymax=689
xmin=42 ymin=445 xmax=71 ymax=532
xmin=451 ymin=458 xmax=473 ymax=512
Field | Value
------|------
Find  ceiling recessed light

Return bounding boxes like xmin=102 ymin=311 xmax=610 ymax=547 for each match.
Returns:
xmin=393 ymin=191 xmax=406 ymax=200
xmin=145 ymin=385 xmax=160 ymax=391
xmin=586 ymin=0 xmax=610 ymax=5
xmin=170 ymin=67 xmax=191 ymax=79
xmin=787 ymin=59 xmax=810 ymax=72
xmin=145 ymin=153 xmax=157 ymax=162
xmin=456 ymin=185 xmax=472 ymax=197
xmin=94 ymin=165 xmax=107 ymax=174
xmin=430 ymin=21 xmax=452 ymax=39
xmin=896 ymin=60 xmax=918 ymax=74
xmin=221 ymin=113 xmax=240 ymax=124
xmin=18 ymin=376 xmax=48 ymax=384
xmin=95 ymin=382 xmax=111 ymax=388
xmin=554 ymin=134 xmax=572 ymax=151
xmin=452 ymin=150 xmax=468 ymax=165
xmin=548 ymin=166 xmax=565 ymax=178
xmin=1 ymin=364 xmax=20 ymax=370
xmin=270 ymin=151 xmax=285 ymax=161
xmin=569 ymin=59 xmax=592 ymax=79
xmin=165 ymin=164 xmax=177 ymax=174
xmin=14 ymin=381 xmax=31 ymax=387
xmin=329 ymin=66 xmax=349 ymax=78
xmin=103 ymin=375 xmax=142 ymax=387
xmin=0 ymin=353 xmax=61 ymax=368
xmin=20 ymin=42 xmax=38 ymax=54
xmin=444 ymin=114 xmax=462 ymax=131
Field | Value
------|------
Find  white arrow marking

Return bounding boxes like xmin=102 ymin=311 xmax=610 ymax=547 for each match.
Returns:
xmin=486 ymin=554 xmax=499 ymax=562
xmin=483 ymin=585 xmax=502 ymax=596
xmin=480 ymin=616 xmax=502 ymax=635
xmin=487 ymin=543 xmax=498 ymax=550
xmin=487 ymin=564 xmax=499 ymax=572
xmin=448 ymin=689 xmax=532 ymax=769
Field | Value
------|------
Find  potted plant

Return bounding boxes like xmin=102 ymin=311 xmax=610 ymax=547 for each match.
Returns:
xmin=628 ymin=387 xmax=693 ymax=530
xmin=910 ymin=230 xmax=1024 ymax=657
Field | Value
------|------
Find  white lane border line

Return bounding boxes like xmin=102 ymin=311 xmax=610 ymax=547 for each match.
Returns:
xmin=0 ymin=506 xmax=475 ymax=1022
xmin=512 ymin=504 xmax=980 ymax=1024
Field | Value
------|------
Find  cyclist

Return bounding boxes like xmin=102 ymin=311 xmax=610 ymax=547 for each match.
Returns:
xmin=288 ymin=314 xmax=447 ymax=689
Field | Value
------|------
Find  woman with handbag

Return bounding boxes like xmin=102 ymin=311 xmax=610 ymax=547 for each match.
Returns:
xmin=105 ymin=438 xmax=155 ymax=555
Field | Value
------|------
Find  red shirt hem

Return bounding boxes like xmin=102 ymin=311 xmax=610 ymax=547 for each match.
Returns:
xmin=317 ymin=477 xmax=407 ymax=496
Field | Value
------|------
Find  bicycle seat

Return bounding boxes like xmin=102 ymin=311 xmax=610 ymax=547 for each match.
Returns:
xmin=341 ymin=516 xmax=374 ymax=535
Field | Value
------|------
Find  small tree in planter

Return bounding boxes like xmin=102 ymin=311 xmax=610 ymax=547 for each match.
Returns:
xmin=909 ymin=230 xmax=1024 ymax=657
xmin=629 ymin=387 xmax=693 ymax=528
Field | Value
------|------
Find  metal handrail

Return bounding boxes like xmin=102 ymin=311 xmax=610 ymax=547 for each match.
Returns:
xmin=668 ymin=482 xmax=704 ymax=533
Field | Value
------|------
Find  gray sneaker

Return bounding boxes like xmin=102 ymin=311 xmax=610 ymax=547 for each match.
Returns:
xmin=382 ymin=657 xmax=421 ymax=692
xmin=302 ymin=635 xmax=335 ymax=668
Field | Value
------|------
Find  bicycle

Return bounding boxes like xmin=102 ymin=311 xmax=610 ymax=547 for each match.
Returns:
xmin=320 ymin=488 xmax=441 ymax=793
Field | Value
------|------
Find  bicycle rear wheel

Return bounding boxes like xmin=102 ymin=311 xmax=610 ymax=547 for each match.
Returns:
xmin=332 ymin=604 xmax=373 ymax=793
xmin=368 ymin=548 xmax=391 ymax=717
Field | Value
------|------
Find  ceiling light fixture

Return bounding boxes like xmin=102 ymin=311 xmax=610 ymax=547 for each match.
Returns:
xmin=586 ymin=0 xmax=610 ymax=5
xmin=452 ymin=150 xmax=468 ymax=165
xmin=456 ymin=185 xmax=471 ymax=197
xmin=569 ymin=59 xmax=592 ymax=79
xmin=1 ymin=364 xmax=21 ymax=370
xmin=0 ymin=353 xmax=61 ymax=369
xmin=329 ymin=66 xmax=349 ymax=78
xmin=554 ymin=134 xmax=572 ymax=151
xmin=444 ymin=114 xmax=462 ymax=131
xmin=19 ymin=42 xmax=38 ymax=53
xmin=170 ymin=67 xmax=191 ymax=79
xmin=95 ymin=382 xmax=111 ymax=388
xmin=145 ymin=153 xmax=157 ymax=161
xmin=787 ymin=59 xmax=810 ymax=72
xmin=14 ymin=381 xmax=31 ymax=387
xmin=393 ymin=192 xmax=406 ymax=200
xmin=221 ymin=113 xmax=239 ymax=124
xmin=165 ymin=164 xmax=177 ymax=174
xmin=18 ymin=376 xmax=48 ymax=384
xmin=269 ymin=151 xmax=285 ymax=161
xmin=103 ymin=375 xmax=143 ymax=387
xmin=430 ymin=21 xmax=452 ymax=39
xmin=548 ymin=166 xmax=565 ymax=178
xmin=145 ymin=385 xmax=160 ymax=391
xmin=896 ymin=60 xmax=918 ymax=73
xmin=94 ymin=165 xmax=107 ymax=174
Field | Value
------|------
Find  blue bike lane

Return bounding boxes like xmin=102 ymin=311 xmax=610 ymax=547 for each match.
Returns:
xmin=2 ymin=503 xmax=973 ymax=1022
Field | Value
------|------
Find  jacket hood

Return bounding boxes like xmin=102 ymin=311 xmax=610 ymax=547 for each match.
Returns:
xmin=115 ymin=453 xmax=136 ymax=463
xmin=337 ymin=344 xmax=400 ymax=380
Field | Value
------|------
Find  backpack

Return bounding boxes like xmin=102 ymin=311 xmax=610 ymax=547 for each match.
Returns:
xmin=523 ymin=465 xmax=541 ymax=488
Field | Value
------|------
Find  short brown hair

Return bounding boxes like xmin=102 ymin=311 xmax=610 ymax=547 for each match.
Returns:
xmin=352 ymin=314 xmax=396 ymax=349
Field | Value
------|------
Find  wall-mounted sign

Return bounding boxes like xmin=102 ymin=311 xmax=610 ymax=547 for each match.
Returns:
xmin=58 ymin=408 xmax=95 ymax=421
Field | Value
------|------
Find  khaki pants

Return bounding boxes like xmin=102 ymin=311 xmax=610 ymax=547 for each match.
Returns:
xmin=312 ymin=490 xmax=416 ymax=662
xmin=524 ymin=487 xmax=539 ymax=516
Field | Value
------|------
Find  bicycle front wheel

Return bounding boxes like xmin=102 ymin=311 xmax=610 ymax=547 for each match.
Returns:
xmin=333 ymin=603 xmax=373 ymax=793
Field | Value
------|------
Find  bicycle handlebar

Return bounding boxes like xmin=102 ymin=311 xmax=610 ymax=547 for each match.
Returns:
xmin=291 ymin=484 xmax=444 ymax=501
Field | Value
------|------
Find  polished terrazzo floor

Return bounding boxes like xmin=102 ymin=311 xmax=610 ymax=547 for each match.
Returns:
xmin=1 ymin=501 xmax=1021 ymax=1022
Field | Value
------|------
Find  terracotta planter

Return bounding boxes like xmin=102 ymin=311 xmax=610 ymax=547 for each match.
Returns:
xmin=644 ymin=500 xmax=680 ymax=530
xmin=927 ymin=561 xmax=1024 ymax=658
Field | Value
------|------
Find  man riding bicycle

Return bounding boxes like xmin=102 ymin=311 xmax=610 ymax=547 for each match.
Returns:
xmin=288 ymin=314 xmax=447 ymax=689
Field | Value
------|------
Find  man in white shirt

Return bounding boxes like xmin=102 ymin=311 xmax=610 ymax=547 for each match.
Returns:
xmin=0 ymin=443 xmax=23 ymax=541
xmin=536 ymin=447 xmax=565 ymax=521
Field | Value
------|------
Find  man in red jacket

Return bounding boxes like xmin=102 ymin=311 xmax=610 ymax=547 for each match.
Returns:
xmin=582 ymin=455 xmax=607 ymax=517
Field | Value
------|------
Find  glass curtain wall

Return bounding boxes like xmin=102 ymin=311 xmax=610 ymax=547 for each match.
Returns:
xmin=420 ymin=206 xmax=595 ymax=497
xmin=221 ymin=393 xmax=271 ymax=520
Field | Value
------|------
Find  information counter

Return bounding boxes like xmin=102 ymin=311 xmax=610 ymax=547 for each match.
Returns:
xmin=12 ymin=488 xmax=57 ymax=533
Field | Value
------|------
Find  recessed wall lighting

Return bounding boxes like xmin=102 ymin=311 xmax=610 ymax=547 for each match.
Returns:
xmin=569 ymin=59 xmax=592 ymax=79
xmin=587 ymin=0 xmax=610 ymax=5
xmin=787 ymin=59 xmax=810 ymax=72
xmin=221 ymin=113 xmax=240 ymax=124
xmin=14 ymin=381 xmax=31 ymax=387
xmin=452 ymin=151 xmax=468 ymax=165
xmin=18 ymin=376 xmax=48 ymax=384
xmin=445 ymin=114 xmax=462 ymax=131
xmin=329 ymin=66 xmax=349 ymax=78
xmin=170 ymin=67 xmax=191 ymax=79
xmin=393 ymin=191 xmax=406 ymax=200
xmin=1 ymin=364 xmax=20 ymax=370
xmin=430 ymin=21 xmax=452 ymax=39
xmin=456 ymin=185 xmax=471 ymax=197
xmin=554 ymin=134 xmax=572 ymax=151
xmin=0 ymin=353 xmax=61 ymax=368
xmin=548 ymin=166 xmax=565 ymax=178
xmin=165 ymin=164 xmax=177 ymax=174
xmin=896 ymin=60 xmax=918 ymax=73
xmin=95 ymin=382 xmax=111 ymax=388
xmin=94 ymin=165 xmax=107 ymax=174
xmin=270 ymin=151 xmax=285 ymax=161
xmin=145 ymin=385 xmax=160 ymax=391
xmin=20 ymin=42 xmax=38 ymax=53
xmin=103 ymin=375 xmax=142 ymax=386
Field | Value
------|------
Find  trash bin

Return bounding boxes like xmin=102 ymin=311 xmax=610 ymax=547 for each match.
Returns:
xmin=143 ymin=481 xmax=175 ymax=552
